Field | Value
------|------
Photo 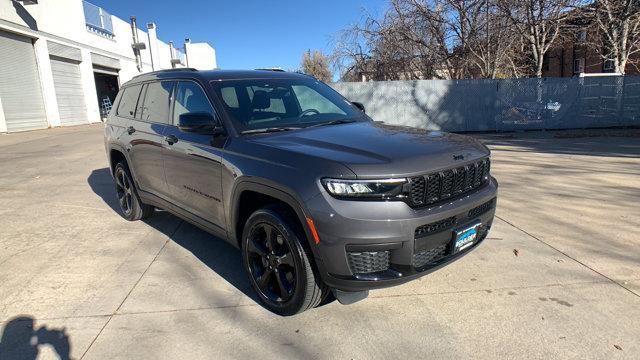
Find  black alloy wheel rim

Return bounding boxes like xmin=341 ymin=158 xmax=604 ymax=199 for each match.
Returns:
xmin=246 ymin=223 xmax=297 ymax=303
xmin=115 ymin=168 xmax=133 ymax=215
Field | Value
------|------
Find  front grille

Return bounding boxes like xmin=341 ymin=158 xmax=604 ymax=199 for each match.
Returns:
xmin=347 ymin=250 xmax=390 ymax=274
xmin=415 ymin=216 xmax=456 ymax=238
xmin=468 ymin=198 xmax=496 ymax=218
xmin=409 ymin=176 xmax=426 ymax=206
xmin=409 ymin=158 xmax=491 ymax=208
xmin=412 ymin=244 xmax=447 ymax=268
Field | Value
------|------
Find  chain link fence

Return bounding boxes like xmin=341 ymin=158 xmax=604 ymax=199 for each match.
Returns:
xmin=331 ymin=76 xmax=640 ymax=132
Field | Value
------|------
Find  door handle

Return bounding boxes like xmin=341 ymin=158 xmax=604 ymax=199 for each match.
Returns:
xmin=165 ymin=135 xmax=178 ymax=145
xmin=126 ymin=126 xmax=136 ymax=135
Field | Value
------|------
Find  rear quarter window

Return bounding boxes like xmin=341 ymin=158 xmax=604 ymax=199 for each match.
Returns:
xmin=116 ymin=85 xmax=143 ymax=118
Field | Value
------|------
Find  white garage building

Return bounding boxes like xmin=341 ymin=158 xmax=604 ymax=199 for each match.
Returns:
xmin=0 ymin=0 xmax=217 ymax=133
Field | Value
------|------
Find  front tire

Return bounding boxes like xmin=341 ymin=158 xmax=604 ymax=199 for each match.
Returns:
xmin=241 ymin=206 xmax=326 ymax=316
xmin=113 ymin=162 xmax=154 ymax=221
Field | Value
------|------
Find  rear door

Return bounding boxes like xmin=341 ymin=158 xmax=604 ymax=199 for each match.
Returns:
xmin=162 ymin=80 xmax=225 ymax=228
xmin=120 ymin=81 xmax=173 ymax=198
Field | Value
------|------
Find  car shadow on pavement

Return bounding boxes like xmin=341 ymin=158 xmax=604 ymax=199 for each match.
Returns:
xmin=87 ymin=167 xmax=260 ymax=303
xmin=0 ymin=316 xmax=70 ymax=360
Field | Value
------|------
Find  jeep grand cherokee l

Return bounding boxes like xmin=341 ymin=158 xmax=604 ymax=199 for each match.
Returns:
xmin=104 ymin=69 xmax=498 ymax=316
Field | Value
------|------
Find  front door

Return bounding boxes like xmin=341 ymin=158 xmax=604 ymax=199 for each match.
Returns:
xmin=163 ymin=80 xmax=225 ymax=229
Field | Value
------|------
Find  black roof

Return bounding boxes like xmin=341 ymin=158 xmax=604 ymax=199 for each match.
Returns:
xmin=127 ymin=69 xmax=310 ymax=85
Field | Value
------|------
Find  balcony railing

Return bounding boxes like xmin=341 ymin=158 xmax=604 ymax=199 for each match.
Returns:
xmin=83 ymin=1 xmax=114 ymax=39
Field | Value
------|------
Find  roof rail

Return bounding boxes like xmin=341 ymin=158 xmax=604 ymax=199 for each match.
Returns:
xmin=150 ymin=68 xmax=198 ymax=74
xmin=255 ymin=68 xmax=285 ymax=72
xmin=130 ymin=67 xmax=198 ymax=81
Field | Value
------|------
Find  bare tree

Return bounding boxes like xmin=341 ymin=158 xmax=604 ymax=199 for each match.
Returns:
xmin=331 ymin=25 xmax=370 ymax=81
xmin=331 ymin=11 xmax=439 ymax=81
xmin=331 ymin=0 xmax=536 ymax=81
xmin=497 ymin=0 xmax=578 ymax=77
xmin=502 ymin=34 xmax=536 ymax=78
xmin=387 ymin=0 xmax=528 ymax=79
xmin=387 ymin=0 xmax=477 ymax=79
xmin=465 ymin=0 xmax=520 ymax=78
xmin=588 ymin=0 xmax=640 ymax=74
xmin=301 ymin=50 xmax=333 ymax=82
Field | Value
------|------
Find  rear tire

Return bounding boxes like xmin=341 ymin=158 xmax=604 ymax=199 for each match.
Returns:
xmin=113 ymin=162 xmax=154 ymax=221
xmin=241 ymin=206 xmax=326 ymax=316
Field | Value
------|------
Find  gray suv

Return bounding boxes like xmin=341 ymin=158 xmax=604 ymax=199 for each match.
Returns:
xmin=104 ymin=69 xmax=498 ymax=315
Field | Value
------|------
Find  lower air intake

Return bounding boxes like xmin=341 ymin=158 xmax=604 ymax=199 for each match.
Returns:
xmin=347 ymin=250 xmax=390 ymax=274
xmin=412 ymin=244 xmax=447 ymax=268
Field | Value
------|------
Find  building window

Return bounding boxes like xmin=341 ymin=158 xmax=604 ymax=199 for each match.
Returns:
xmin=603 ymin=59 xmax=615 ymax=71
xmin=573 ymin=58 xmax=585 ymax=74
xmin=576 ymin=30 xmax=587 ymax=43
xmin=83 ymin=1 xmax=115 ymax=39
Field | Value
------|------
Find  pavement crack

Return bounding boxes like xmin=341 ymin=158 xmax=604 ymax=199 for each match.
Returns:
xmin=368 ymin=280 xmax=612 ymax=300
xmin=114 ymin=303 xmax=260 ymax=317
xmin=79 ymin=220 xmax=184 ymax=360
xmin=495 ymin=215 xmax=640 ymax=298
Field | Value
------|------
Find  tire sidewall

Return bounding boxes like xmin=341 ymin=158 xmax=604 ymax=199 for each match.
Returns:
xmin=114 ymin=162 xmax=140 ymax=221
xmin=241 ymin=209 xmax=310 ymax=315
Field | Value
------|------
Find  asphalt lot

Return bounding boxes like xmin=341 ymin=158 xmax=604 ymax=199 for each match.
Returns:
xmin=0 ymin=124 xmax=638 ymax=359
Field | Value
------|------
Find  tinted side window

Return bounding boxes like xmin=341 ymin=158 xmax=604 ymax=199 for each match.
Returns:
xmin=116 ymin=85 xmax=143 ymax=117
xmin=173 ymin=81 xmax=215 ymax=125
xmin=140 ymin=81 xmax=174 ymax=124
xmin=135 ymin=84 xmax=147 ymax=120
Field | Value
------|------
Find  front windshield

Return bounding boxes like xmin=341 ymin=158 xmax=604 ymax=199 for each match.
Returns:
xmin=210 ymin=77 xmax=363 ymax=132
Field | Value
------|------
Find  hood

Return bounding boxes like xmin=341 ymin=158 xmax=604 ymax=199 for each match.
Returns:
xmin=246 ymin=121 xmax=490 ymax=177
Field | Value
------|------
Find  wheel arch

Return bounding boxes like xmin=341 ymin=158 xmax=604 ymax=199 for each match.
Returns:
xmin=230 ymin=180 xmax=325 ymax=265
xmin=106 ymin=143 xmax=142 ymax=188
xmin=230 ymin=181 xmax=308 ymax=245
xmin=230 ymin=180 xmax=329 ymax=286
xmin=108 ymin=145 xmax=127 ymax=175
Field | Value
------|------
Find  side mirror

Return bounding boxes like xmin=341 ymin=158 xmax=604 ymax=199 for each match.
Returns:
xmin=178 ymin=112 xmax=224 ymax=135
xmin=352 ymin=101 xmax=366 ymax=113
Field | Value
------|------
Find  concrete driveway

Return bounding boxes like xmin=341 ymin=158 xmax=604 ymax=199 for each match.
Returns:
xmin=1 ymin=124 xmax=638 ymax=359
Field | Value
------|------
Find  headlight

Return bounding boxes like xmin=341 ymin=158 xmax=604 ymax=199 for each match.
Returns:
xmin=321 ymin=178 xmax=407 ymax=199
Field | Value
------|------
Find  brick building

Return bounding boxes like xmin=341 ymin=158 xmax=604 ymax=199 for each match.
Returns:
xmin=543 ymin=16 xmax=639 ymax=77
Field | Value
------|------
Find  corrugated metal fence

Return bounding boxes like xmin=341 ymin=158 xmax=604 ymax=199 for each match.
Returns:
xmin=331 ymin=76 xmax=640 ymax=132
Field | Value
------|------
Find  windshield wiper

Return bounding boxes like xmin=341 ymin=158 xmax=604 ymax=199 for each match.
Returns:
xmin=241 ymin=127 xmax=301 ymax=135
xmin=308 ymin=119 xmax=357 ymax=128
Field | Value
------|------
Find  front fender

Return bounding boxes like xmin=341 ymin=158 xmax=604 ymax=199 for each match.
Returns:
xmin=227 ymin=179 xmax=329 ymax=277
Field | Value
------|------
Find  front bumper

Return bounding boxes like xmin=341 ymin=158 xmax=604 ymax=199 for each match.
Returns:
xmin=306 ymin=177 xmax=498 ymax=292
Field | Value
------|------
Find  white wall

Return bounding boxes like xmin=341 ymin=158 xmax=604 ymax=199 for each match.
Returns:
xmin=0 ymin=0 xmax=210 ymax=75
xmin=79 ymin=49 xmax=101 ymax=123
xmin=33 ymin=38 xmax=61 ymax=126
xmin=156 ymin=41 xmax=173 ymax=70
xmin=0 ymin=0 xmax=216 ymax=132
xmin=0 ymin=97 xmax=6 ymax=133
xmin=185 ymin=42 xmax=217 ymax=70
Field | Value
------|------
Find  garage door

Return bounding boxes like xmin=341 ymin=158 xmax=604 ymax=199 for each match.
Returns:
xmin=50 ymin=57 xmax=89 ymax=126
xmin=0 ymin=31 xmax=48 ymax=132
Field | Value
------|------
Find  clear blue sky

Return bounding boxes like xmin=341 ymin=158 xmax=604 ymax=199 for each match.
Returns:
xmin=89 ymin=0 xmax=386 ymax=72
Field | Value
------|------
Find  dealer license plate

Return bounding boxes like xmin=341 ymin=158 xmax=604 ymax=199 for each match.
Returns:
xmin=453 ymin=223 xmax=481 ymax=253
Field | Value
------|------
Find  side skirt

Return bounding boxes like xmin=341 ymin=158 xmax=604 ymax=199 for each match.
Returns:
xmin=138 ymin=190 xmax=233 ymax=247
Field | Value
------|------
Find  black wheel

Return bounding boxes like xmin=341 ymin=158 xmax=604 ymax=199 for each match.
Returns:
xmin=113 ymin=162 xmax=154 ymax=221
xmin=241 ymin=206 xmax=326 ymax=315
